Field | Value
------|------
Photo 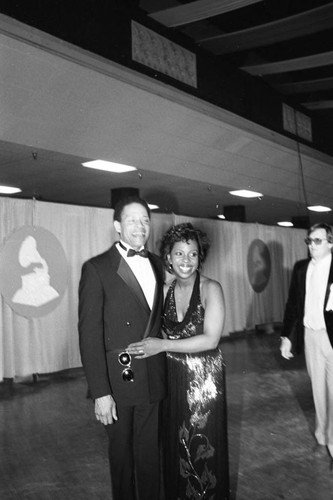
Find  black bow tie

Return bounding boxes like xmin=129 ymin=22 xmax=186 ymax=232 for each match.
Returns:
xmin=119 ymin=241 xmax=148 ymax=258
xmin=127 ymin=248 xmax=148 ymax=258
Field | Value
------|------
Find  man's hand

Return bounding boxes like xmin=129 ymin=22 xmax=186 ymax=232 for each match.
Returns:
xmin=280 ymin=337 xmax=294 ymax=360
xmin=95 ymin=395 xmax=118 ymax=425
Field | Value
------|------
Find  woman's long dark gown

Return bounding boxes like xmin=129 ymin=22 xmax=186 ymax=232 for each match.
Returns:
xmin=162 ymin=272 xmax=229 ymax=500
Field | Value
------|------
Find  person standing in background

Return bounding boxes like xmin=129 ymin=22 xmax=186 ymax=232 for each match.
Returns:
xmin=280 ymin=222 xmax=333 ymax=465
xmin=78 ymin=196 xmax=166 ymax=500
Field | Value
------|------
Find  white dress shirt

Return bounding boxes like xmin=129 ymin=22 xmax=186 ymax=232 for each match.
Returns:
xmin=304 ymin=253 xmax=332 ymax=330
xmin=117 ymin=241 xmax=156 ymax=309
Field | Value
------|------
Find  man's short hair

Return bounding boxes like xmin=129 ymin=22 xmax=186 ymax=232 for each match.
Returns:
xmin=113 ymin=196 xmax=150 ymax=222
xmin=308 ymin=223 xmax=333 ymax=243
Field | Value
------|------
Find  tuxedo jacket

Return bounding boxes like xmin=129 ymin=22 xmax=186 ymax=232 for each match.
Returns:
xmin=281 ymin=257 xmax=333 ymax=354
xmin=78 ymin=244 xmax=167 ymax=405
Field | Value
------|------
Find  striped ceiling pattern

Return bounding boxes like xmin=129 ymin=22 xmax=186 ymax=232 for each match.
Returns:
xmin=142 ymin=0 xmax=333 ymax=118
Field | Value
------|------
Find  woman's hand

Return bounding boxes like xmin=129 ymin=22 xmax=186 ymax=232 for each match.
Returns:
xmin=127 ymin=337 xmax=164 ymax=358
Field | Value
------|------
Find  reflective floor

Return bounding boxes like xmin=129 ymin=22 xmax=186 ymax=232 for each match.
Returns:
xmin=1 ymin=331 xmax=332 ymax=499
xmin=224 ymin=331 xmax=333 ymax=500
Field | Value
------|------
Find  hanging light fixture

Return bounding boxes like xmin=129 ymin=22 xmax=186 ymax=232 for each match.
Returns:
xmin=229 ymin=189 xmax=263 ymax=198
xmin=82 ymin=160 xmax=137 ymax=173
xmin=277 ymin=221 xmax=293 ymax=227
xmin=294 ymin=127 xmax=331 ymax=214
xmin=307 ymin=205 xmax=331 ymax=212
xmin=0 ymin=185 xmax=21 ymax=194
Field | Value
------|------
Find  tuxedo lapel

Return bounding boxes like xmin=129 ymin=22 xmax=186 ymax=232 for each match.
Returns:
xmin=117 ymin=257 xmax=150 ymax=314
xmin=300 ymin=260 xmax=309 ymax=307
xmin=142 ymin=255 xmax=163 ymax=339
xmin=324 ymin=259 xmax=333 ymax=308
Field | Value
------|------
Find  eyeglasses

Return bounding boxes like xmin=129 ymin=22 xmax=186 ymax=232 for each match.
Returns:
xmin=304 ymin=237 xmax=328 ymax=246
xmin=118 ymin=351 xmax=134 ymax=382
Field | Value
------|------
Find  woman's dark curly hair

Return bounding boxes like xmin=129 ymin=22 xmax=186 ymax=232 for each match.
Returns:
xmin=159 ymin=222 xmax=210 ymax=272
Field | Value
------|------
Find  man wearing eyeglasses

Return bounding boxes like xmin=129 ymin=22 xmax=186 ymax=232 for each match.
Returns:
xmin=280 ymin=223 xmax=333 ymax=463
xmin=78 ymin=196 xmax=166 ymax=500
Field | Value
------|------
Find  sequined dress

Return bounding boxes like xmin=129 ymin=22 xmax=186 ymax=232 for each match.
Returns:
xmin=162 ymin=272 xmax=229 ymax=500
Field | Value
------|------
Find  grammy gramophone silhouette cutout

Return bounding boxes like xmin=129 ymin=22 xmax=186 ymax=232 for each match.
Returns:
xmin=12 ymin=236 xmax=59 ymax=307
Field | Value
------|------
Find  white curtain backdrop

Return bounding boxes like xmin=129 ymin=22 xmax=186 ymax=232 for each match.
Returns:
xmin=174 ymin=215 xmax=307 ymax=337
xmin=0 ymin=198 xmax=308 ymax=381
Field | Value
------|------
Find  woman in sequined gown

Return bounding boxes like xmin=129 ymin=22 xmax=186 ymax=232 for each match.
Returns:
xmin=127 ymin=223 xmax=230 ymax=500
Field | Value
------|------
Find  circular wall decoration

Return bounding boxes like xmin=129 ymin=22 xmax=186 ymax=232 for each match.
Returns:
xmin=0 ymin=226 xmax=68 ymax=318
xmin=247 ymin=239 xmax=271 ymax=293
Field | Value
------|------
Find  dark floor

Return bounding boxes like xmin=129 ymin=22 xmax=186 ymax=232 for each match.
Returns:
xmin=1 ymin=331 xmax=333 ymax=500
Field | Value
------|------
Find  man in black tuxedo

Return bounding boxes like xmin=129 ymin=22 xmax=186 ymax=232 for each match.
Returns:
xmin=78 ymin=196 xmax=166 ymax=500
xmin=280 ymin=223 xmax=333 ymax=461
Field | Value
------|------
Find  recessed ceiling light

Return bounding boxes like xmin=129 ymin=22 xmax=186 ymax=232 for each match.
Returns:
xmin=277 ymin=221 xmax=293 ymax=227
xmin=307 ymin=205 xmax=332 ymax=212
xmin=229 ymin=189 xmax=263 ymax=198
xmin=217 ymin=214 xmax=225 ymax=219
xmin=82 ymin=160 xmax=137 ymax=173
xmin=148 ymin=204 xmax=159 ymax=210
xmin=0 ymin=185 xmax=22 ymax=194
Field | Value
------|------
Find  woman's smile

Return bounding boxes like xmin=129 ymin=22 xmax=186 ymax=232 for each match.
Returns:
xmin=169 ymin=240 xmax=199 ymax=279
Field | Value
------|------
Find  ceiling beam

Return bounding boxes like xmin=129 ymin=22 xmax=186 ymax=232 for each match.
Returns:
xmin=242 ymin=50 xmax=333 ymax=76
xmin=276 ymin=77 xmax=333 ymax=95
xmin=302 ymin=101 xmax=333 ymax=110
xmin=198 ymin=4 xmax=333 ymax=54
xmin=149 ymin=0 xmax=263 ymax=28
